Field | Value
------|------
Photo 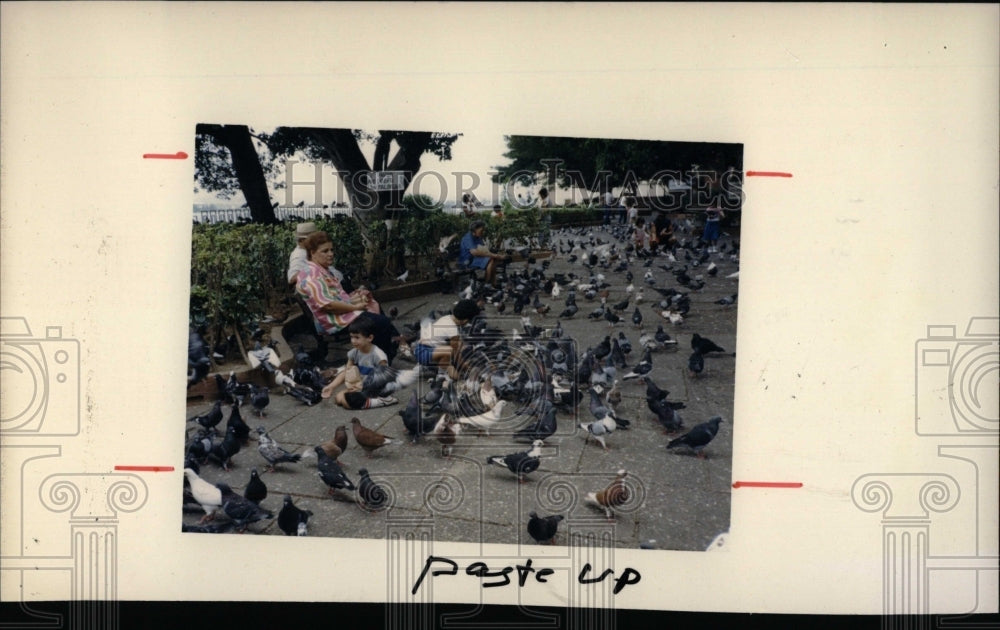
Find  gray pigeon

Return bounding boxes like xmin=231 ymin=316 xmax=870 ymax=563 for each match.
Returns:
xmin=256 ymin=426 xmax=303 ymax=471
xmin=666 ymin=416 xmax=723 ymax=458
xmin=216 ymin=483 xmax=274 ymax=531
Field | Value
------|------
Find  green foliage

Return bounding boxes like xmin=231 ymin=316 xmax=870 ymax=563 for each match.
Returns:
xmin=492 ymin=135 xmax=743 ymax=197
xmin=189 ymin=220 xmax=363 ymax=340
xmin=187 ymin=204 xmax=602 ymax=348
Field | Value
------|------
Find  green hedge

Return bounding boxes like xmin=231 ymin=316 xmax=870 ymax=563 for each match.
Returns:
xmin=188 ymin=202 xmax=603 ymax=341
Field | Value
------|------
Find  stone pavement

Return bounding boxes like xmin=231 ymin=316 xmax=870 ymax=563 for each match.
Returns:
xmin=183 ymin=222 xmax=739 ymax=552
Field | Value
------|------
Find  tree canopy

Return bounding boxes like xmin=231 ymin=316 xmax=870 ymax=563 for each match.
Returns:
xmin=491 ymin=135 xmax=743 ymax=202
xmin=193 ymin=125 xmax=460 ymax=224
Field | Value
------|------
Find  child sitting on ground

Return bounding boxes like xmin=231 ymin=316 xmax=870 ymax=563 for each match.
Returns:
xmin=322 ymin=317 xmax=399 ymax=409
xmin=413 ymin=299 xmax=480 ymax=379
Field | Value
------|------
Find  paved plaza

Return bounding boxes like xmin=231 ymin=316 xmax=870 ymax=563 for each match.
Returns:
xmin=183 ymin=222 xmax=739 ymax=552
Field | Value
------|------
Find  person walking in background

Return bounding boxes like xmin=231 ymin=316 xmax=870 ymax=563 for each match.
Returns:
xmin=625 ymin=196 xmax=638 ymax=226
xmin=461 ymin=193 xmax=476 ymax=218
xmin=602 ymin=190 xmax=617 ymax=226
xmin=702 ymin=204 xmax=725 ymax=252
xmin=633 ymin=217 xmax=649 ymax=253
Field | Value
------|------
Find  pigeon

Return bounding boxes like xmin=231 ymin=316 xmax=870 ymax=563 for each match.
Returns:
xmin=649 ymin=397 xmax=685 ymax=433
xmin=654 ymin=325 xmax=676 ymax=347
xmin=641 ymin=375 xmax=669 ymax=402
xmin=579 ymin=413 xmax=617 ymax=451
xmin=225 ymin=371 xmax=253 ymax=407
xmin=208 ymin=424 xmax=241 ymax=471
xmin=275 ymin=372 xmax=323 ymax=406
xmin=333 ymin=424 xmax=349 ymax=453
xmin=185 ymin=429 xmax=215 ymax=463
xmin=715 ymin=293 xmax=737 ymax=306
xmin=395 ymin=269 xmax=409 ymax=283
xmin=226 ymin=403 xmax=252 ymax=446
xmin=189 ymin=400 xmax=224 ymax=432
xmin=513 ymin=406 xmax=557 ymax=442
xmin=314 ymin=434 xmax=343 ymax=463
xmin=455 ymin=400 xmax=509 ymax=436
xmin=486 ymin=440 xmax=544 ymax=483
xmin=277 ymin=495 xmax=313 ymax=536
xmin=256 ymin=426 xmax=303 ymax=471
xmin=183 ymin=468 xmax=223 ymax=523
xmin=691 ymin=334 xmax=725 ymax=354
xmin=243 ymin=468 xmax=267 ymax=504
xmin=621 ymin=348 xmax=653 ymax=380
xmin=357 ymin=468 xmax=389 ymax=510
xmin=363 ymin=364 xmax=421 ymax=397
xmin=217 ymin=483 xmax=274 ymax=531
xmin=527 ymin=512 xmax=564 ymax=545
xmin=314 ymin=446 xmax=356 ymax=494
xmin=593 ymin=336 xmax=612 ymax=361
xmin=688 ymin=350 xmax=704 ymax=376
xmin=666 ymin=416 xmax=724 ymax=458
xmin=248 ymin=342 xmax=280 ymax=373
xmin=632 ymin=307 xmax=643 ymax=329
xmin=433 ymin=414 xmax=462 ymax=458
xmin=603 ymin=309 xmax=622 ymax=327
xmin=182 ymin=521 xmax=236 ymax=534
xmin=350 ymin=417 xmax=398 ymax=458
xmin=399 ymin=390 xmax=438 ymax=443
xmin=616 ymin=332 xmax=632 ymax=356
xmin=584 ymin=469 xmax=630 ymax=519
xmin=605 ymin=379 xmax=622 ymax=410
xmin=249 ymin=385 xmax=270 ymax=417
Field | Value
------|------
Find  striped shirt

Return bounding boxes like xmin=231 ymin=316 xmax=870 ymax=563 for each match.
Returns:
xmin=295 ymin=261 xmax=359 ymax=334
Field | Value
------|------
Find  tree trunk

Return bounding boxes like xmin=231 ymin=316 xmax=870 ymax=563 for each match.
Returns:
xmin=305 ymin=128 xmax=434 ymax=279
xmin=206 ymin=124 xmax=276 ymax=224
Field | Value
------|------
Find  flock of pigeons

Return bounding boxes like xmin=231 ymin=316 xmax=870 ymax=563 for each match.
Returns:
xmin=183 ymin=220 xmax=737 ymax=548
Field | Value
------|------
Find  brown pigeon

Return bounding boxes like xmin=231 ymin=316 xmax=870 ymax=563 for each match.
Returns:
xmin=334 ymin=425 xmax=349 ymax=453
xmin=433 ymin=414 xmax=462 ymax=458
xmin=350 ymin=417 xmax=397 ymax=458
xmin=584 ymin=469 xmax=630 ymax=520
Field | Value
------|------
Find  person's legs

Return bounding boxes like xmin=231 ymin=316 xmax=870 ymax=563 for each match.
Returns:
xmin=334 ymin=390 xmax=349 ymax=408
xmin=485 ymin=258 xmax=497 ymax=285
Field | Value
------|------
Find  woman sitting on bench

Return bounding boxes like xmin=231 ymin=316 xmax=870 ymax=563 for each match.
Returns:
xmin=295 ymin=231 xmax=399 ymax=364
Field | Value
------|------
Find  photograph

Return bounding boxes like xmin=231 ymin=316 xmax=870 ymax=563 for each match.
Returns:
xmin=183 ymin=124 xmax=743 ymax=551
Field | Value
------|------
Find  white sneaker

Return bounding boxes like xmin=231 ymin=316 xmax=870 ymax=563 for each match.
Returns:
xmin=369 ymin=396 xmax=399 ymax=408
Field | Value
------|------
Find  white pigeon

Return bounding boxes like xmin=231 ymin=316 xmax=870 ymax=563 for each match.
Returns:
xmin=478 ymin=378 xmax=498 ymax=410
xmin=550 ymin=283 xmax=561 ymax=299
xmin=184 ymin=468 xmax=223 ymax=523
xmin=625 ymin=283 xmax=634 ymax=294
xmin=660 ymin=310 xmax=684 ymax=325
xmin=395 ymin=269 xmax=409 ymax=282
xmin=579 ymin=415 xmax=617 ymax=451
xmin=457 ymin=400 xmax=509 ymax=436
xmin=438 ymin=234 xmax=457 ymax=253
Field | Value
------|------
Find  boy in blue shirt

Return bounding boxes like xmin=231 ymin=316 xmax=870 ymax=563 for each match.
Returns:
xmin=322 ymin=317 xmax=398 ymax=409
